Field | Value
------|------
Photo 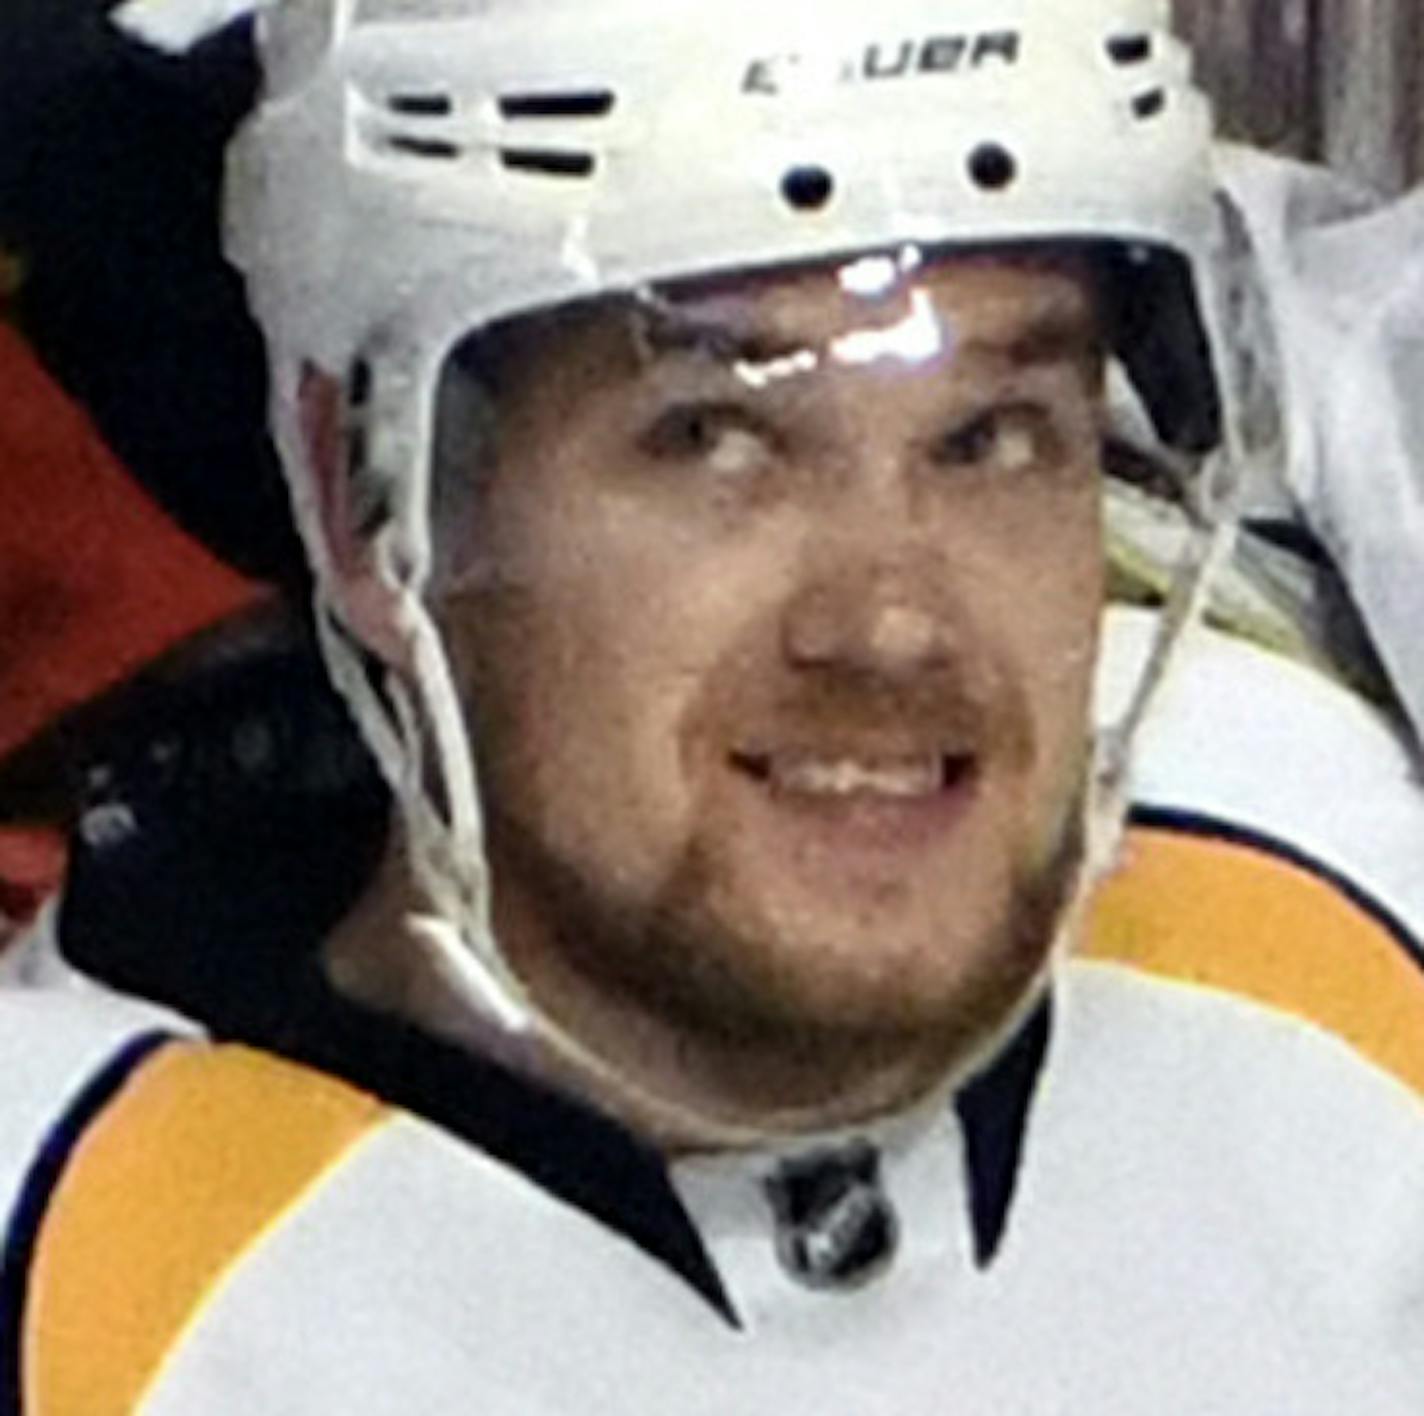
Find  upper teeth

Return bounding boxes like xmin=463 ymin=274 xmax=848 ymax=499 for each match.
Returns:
xmin=772 ymin=758 xmax=942 ymax=798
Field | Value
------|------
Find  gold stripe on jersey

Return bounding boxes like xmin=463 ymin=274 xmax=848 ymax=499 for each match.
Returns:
xmin=1085 ymin=825 xmax=1424 ymax=1099
xmin=25 ymin=1043 xmax=389 ymax=1414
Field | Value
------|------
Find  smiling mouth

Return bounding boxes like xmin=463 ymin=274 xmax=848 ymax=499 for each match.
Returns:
xmin=730 ymin=751 xmax=977 ymax=800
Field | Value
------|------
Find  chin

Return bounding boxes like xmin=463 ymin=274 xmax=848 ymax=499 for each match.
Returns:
xmin=680 ymin=812 xmax=1082 ymax=1045
xmin=636 ymin=882 xmax=1053 ymax=1058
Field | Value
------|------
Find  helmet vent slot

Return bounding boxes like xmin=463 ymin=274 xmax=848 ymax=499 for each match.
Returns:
xmin=349 ymin=357 xmax=373 ymax=409
xmin=385 ymin=133 xmax=463 ymax=160
xmin=967 ymin=143 xmax=1017 ymax=192
xmin=1106 ymin=35 xmax=1152 ymax=65
xmin=499 ymin=90 xmax=616 ymax=120
xmin=500 ymin=148 xmax=597 ymax=178
xmin=387 ymin=92 xmax=454 ymax=117
xmin=1132 ymin=89 xmax=1167 ymax=121
xmin=781 ymin=166 xmax=835 ymax=212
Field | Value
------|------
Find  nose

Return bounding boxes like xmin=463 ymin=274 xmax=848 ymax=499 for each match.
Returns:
xmin=781 ymin=559 xmax=957 ymax=682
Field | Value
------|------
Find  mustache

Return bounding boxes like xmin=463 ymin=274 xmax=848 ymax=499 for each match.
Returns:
xmin=702 ymin=658 xmax=1031 ymax=764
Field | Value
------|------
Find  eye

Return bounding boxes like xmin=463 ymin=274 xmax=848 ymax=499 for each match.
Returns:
xmin=638 ymin=402 xmax=777 ymax=478
xmin=933 ymin=403 xmax=1058 ymax=476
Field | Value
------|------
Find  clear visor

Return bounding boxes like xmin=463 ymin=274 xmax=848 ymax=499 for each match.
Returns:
xmin=425 ymin=241 xmax=1233 ymax=634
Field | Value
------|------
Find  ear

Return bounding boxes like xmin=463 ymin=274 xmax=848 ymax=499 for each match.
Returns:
xmin=297 ymin=361 xmax=412 ymax=669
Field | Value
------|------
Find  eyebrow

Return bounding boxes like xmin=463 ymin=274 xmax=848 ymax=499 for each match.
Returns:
xmin=631 ymin=299 xmax=1100 ymax=372
xmin=983 ymin=306 xmax=1102 ymax=367
xmin=633 ymin=304 xmax=808 ymax=366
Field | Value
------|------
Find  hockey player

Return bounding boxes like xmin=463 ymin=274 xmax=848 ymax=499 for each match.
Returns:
xmin=3 ymin=1 xmax=1424 ymax=1411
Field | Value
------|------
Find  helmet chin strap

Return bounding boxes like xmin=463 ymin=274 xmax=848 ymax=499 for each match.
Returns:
xmin=1094 ymin=449 xmax=1241 ymax=823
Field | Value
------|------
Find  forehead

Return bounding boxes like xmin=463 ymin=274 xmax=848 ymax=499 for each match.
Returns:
xmin=651 ymin=253 xmax=1100 ymax=360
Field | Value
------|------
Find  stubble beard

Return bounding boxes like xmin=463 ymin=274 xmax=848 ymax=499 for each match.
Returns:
xmin=485 ymin=773 xmax=1087 ymax=1124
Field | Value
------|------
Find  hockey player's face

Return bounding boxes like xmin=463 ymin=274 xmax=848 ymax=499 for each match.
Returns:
xmin=441 ymin=256 xmax=1104 ymax=1108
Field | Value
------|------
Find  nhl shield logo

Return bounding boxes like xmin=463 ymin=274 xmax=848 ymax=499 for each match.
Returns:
xmin=764 ymin=1142 xmax=900 ymax=1292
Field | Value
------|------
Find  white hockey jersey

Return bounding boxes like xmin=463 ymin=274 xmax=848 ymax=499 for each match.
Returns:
xmin=1 ymin=956 xmax=1422 ymax=1414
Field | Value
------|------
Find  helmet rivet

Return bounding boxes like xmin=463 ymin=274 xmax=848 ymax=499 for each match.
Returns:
xmin=781 ymin=165 xmax=836 ymax=212
xmin=967 ymin=143 xmax=1017 ymax=192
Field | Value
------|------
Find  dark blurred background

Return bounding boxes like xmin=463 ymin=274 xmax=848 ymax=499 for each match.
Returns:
xmin=1174 ymin=0 xmax=1424 ymax=197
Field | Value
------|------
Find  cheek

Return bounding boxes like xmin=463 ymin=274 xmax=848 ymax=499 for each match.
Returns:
xmin=442 ymin=489 xmax=784 ymax=845
xmin=967 ymin=482 xmax=1103 ymax=764
xmin=1020 ymin=503 xmax=1104 ymax=773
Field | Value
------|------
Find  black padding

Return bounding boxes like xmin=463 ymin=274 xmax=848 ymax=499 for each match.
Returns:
xmin=59 ymin=612 xmax=390 ymax=1037
xmin=1101 ymin=245 xmax=1223 ymax=456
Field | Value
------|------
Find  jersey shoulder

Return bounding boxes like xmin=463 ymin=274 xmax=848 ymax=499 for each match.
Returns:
xmin=1039 ymin=960 xmax=1424 ymax=1402
xmin=0 ymin=983 xmax=191 ymax=1221
xmin=1091 ymin=610 xmax=1424 ymax=1101
xmin=0 ymin=1001 xmax=391 ymax=1414
xmin=3 ymin=1024 xmax=709 ymax=1414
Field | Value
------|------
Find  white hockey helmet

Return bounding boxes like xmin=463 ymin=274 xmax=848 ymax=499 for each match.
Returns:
xmin=225 ymin=0 xmax=1244 ymax=1136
